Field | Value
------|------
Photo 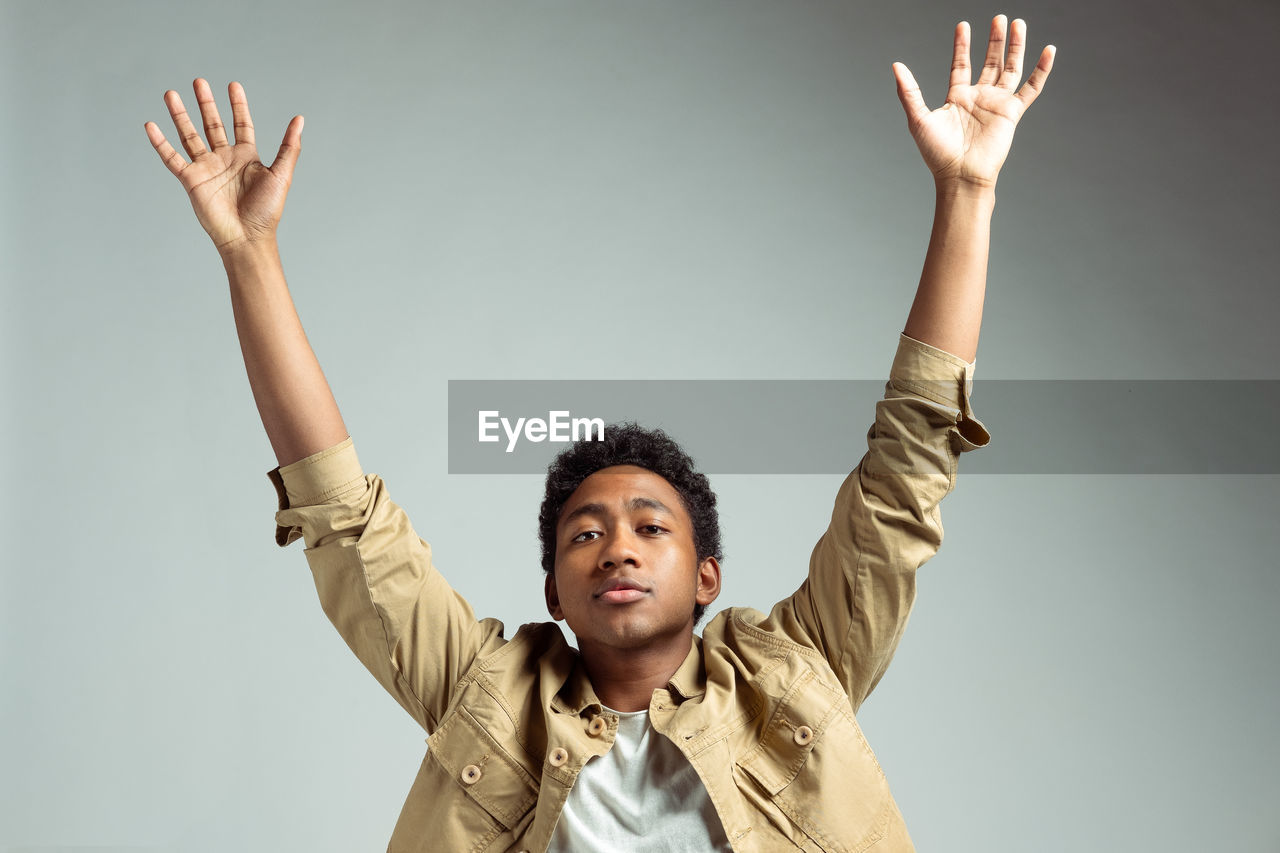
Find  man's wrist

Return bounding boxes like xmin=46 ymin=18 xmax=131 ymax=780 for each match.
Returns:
xmin=220 ymin=237 xmax=282 ymax=275
xmin=934 ymin=177 xmax=998 ymax=204
xmin=219 ymin=234 xmax=280 ymax=260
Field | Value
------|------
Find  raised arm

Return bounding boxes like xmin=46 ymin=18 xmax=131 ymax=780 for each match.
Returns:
xmin=894 ymin=15 xmax=1055 ymax=361
xmin=145 ymin=79 xmax=347 ymax=466
xmin=145 ymin=81 xmax=503 ymax=731
xmin=763 ymin=16 xmax=1052 ymax=709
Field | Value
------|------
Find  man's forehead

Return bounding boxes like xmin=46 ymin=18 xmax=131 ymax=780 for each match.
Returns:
xmin=559 ymin=465 xmax=686 ymax=518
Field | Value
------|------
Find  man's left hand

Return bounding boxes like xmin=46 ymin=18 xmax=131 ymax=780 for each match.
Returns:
xmin=892 ymin=15 xmax=1056 ymax=190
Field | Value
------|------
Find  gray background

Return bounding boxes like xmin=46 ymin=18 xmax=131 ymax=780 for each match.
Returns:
xmin=3 ymin=0 xmax=1277 ymax=850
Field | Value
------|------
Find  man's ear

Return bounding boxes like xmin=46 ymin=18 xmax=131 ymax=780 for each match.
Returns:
xmin=544 ymin=572 xmax=565 ymax=621
xmin=695 ymin=556 xmax=721 ymax=607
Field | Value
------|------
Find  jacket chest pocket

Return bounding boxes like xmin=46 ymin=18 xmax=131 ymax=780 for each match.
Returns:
xmin=734 ymin=667 xmax=890 ymax=853
xmin=409 ymin=705 xmax=539 ymax=852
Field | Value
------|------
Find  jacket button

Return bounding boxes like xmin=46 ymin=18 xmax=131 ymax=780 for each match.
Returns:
xmin=461 ymin=764 xmax=483 ymax=785
xmin=588 ymin=716 xmax=607 ymax=736
xmin=794 ymin=725 xmax=814 ymax=746
xmin=549 ymin=747 xmax=569 ymax=767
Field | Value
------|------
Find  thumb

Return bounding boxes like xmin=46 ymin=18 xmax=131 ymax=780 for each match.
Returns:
xmin=269 ymin=115 xmax=303 ymax=181
xmin=891 ymin=63 xmax=929 ymax=126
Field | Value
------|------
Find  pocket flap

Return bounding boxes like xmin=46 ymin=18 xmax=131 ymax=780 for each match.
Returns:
xmin=427 ymin=708 xmax=539 ymax=829
xmin=736 ymin=668 xmax=839 ymax=795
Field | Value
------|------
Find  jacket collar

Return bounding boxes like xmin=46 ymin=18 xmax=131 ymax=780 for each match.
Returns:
xmin=551 ymin=634 xmax=708 ymax=715
xmin=666 ymin=634 xmax=708 ymax=701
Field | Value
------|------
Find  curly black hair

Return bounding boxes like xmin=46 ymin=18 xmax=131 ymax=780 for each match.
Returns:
xmin=538 ymin=422 xmax=723 ymax=625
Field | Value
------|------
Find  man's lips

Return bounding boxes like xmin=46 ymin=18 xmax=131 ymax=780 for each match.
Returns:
xmin=595 ymin=578 xmax=649 ymax=604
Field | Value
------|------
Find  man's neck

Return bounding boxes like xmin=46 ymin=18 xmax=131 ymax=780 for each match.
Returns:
xmin=579 ymin=632 xmax=694 ymax=712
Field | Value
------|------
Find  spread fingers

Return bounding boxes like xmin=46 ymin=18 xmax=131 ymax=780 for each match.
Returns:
xmin=143 ymin=120 xmax=188 ymax=177
xmin=193 ymin=78 xmax=230 ymax=150
xmin=162 ymin=89 xmax=208 ymax=160
xmin=1001 ymin=18 xmax=1027 ymax=88
xmin=976 ymin=14 xmax=1008 ymax=86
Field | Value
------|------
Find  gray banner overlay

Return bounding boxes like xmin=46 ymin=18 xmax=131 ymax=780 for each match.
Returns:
xmin=448 ymin=380 xmax=1280 ymax=475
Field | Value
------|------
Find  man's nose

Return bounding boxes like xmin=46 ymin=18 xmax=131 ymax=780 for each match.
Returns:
xmin=598 ymin=529 xmax=641 ymax=570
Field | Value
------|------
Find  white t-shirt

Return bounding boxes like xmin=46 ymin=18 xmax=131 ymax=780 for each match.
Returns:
xmin=547 ymin=707 xmax=733 ymax=852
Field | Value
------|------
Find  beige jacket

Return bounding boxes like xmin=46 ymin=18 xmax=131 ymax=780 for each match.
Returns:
xmin=268 ymin=334 xmax=988 ymax=852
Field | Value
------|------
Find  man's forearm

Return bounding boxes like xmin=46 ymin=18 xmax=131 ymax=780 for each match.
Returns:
xmin=221 ymin=241 xmax=348 ymax=467
xmin=901 ymin=181 xmax=997 ymax=364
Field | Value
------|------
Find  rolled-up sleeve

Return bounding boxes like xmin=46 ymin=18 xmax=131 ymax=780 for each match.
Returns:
xmin=764 ymin=334 xmax=990 ymax=712
xmin=267 ymin=438 xmax=505 ymax=732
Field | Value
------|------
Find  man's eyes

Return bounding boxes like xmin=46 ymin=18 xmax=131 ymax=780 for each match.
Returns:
xmin=570 ymin=524 xmax=667 ymax=542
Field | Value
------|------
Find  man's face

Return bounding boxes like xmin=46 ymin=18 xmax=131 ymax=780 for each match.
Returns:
xmin=545 ymin=465 xmax=720 ymax=653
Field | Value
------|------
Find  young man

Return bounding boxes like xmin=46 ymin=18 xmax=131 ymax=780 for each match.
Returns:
xmin=145 ymin=15 xmax=1054 ymax=851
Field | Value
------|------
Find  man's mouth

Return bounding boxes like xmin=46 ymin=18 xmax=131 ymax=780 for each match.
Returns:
xmin=595 ymin=578 xmax=648 ymax=604
xmin=598 ymin=588 xmax=647 ymax=604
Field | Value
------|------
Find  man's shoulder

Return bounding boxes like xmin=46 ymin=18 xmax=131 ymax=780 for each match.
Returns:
xmin=700 ymin=607 xmax=850 ymax=706
xmin=445 ymin=620 xmax=588 ymax=725
xmin=466 ymin=619 xmax=577 ymax=678
xmin=701 ymin=606 xmax=831 ymax=663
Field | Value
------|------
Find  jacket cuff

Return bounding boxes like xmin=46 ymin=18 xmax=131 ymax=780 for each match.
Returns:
xmin=889 ymin=334 xmax=990 ymax=452
xmin=266 ymin=437 xmax=365 ymax=546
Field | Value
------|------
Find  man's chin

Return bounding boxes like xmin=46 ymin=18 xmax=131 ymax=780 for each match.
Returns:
xmin=571 ymin=616 xmax=693 ymax=654
xmin=573 ymin=622 xmax=655 ymax=651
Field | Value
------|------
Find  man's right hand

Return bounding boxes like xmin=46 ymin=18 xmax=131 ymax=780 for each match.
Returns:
xmin=145 ymin=79 xmax=302 ymax=256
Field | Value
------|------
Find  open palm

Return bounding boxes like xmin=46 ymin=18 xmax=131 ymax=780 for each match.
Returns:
xmin=893 ymin=16 xmax=1055 ymax=188
xmin=145 ymin=79 xmax=303 ymax=253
